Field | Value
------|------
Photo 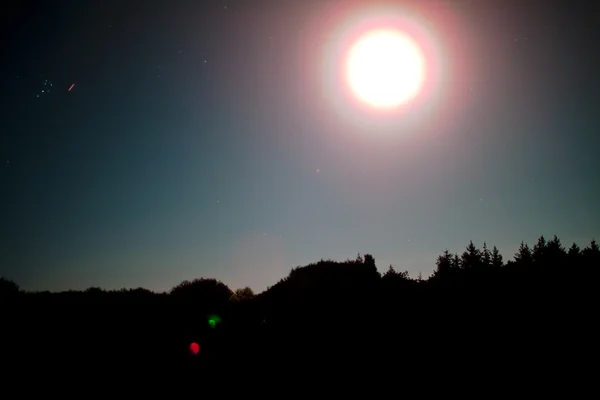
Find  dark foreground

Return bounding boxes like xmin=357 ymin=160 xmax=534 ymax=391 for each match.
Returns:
xmin=4 ymin=291 xmax=593 ymax=392
xmin=2 ymin=241 xmax=598 ymax=391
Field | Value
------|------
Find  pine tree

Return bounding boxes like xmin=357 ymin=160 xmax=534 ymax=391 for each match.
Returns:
xmin=482 ymin=242 xmax=491 ymax=267
xmin=384 ymin=265 xmax=397 ymax=277
xmin=568 ymin=243 xmax=581 ymax=259
xmin=532 ymin=235 xmax=547 ymax=264
xmin=568 ymin=243 xmax=582 ymax=269
xmin=491 ymin=246 xmax=504 ymax=268
xmin=461 ymin=241 xmax=481 ymax=269
xmin=363 ymin=254 xmax=376 ymax=270
xmin=546 ymin=235 xmax=566 ymax=261
xmin=582 ymin=239 xmax=599 ymax=271
xmin=452 ymin=253 xmax=461 ymax=269
xmin=514 ymin=241 xmax=533 ymax=264
xmin=434 ymin=249 xmax=453 ymax=278
xmin=582 ymin=239 xmax=599 ymax=258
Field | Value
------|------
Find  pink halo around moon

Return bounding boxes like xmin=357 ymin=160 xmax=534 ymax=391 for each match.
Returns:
xmin=333 ymin=10 xmax=438 ymax=116
xmin=305 ymin=1 xmax=466 ymax=135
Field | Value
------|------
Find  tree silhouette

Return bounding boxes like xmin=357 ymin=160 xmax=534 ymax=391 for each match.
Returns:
xmin=452 ymin=253 xmax=461 ymax=269
xmin=170 ymin=278 xmax=233 ymax=307
xmin=582 ymin=239 xmax=599 ymax=274
xmin=582 ymin=239 xmax=599 ymax=257
xmin=491 ymin=246 xmax=503 ymax=268
xmin=383 ymin=265 xmax=397 ymax=277
xmin=545 ymin=235 xmax=566 ymax=271
xmin=382 ymin=264 xmax=410 ymax=281
xmin=233 ymin=287 xmax=255 ymax=302
xmin=0 ymin=277 xmax=20 ymax=297
xmin=461 ymin=241 xmax=482 ymax=269
xmin=532 ymin=235 xmax=547 ymax=264
xmin=568 ymin=243 xmax=581 ymax=259
xmin=433 ymin=249 xmax=453 ymax=279
xmin=3 ymin=235 xmax=598 ymax=379
xmin=482 ymin=242 xmax=491 ymax=267
xmin=363 ymin=253 xmax=378 ymax=275
xmin=514 ymin=241 xmax=533 ymax=264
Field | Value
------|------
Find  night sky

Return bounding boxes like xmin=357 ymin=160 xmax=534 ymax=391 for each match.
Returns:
xmin=2 ymin=0 xmax=599 ymax=293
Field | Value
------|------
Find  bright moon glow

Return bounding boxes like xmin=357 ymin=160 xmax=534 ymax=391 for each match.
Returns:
xmin=346 ymin=29 xmax=425 ymax=110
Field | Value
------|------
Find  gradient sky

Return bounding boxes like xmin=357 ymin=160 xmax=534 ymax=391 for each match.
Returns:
xmin=2 ymin=0 xmax=599 ymax=293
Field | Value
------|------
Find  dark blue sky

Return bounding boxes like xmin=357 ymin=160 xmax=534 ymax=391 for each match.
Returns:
xmin=1 ymin=0 xmax=599 ymax=292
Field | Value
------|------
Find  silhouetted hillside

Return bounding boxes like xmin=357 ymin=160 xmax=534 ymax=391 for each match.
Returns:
xmin=1 ymin=236 xmax=598 ymax=385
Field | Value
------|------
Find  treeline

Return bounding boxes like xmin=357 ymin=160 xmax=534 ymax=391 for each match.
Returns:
xmin=1 ymin=235 xmax=598 ymax=305
xmin=1 ymin=235 xmax=597 ymax=382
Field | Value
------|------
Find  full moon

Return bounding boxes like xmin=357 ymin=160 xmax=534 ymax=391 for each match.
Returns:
xmin=346 ymin=29 xmax=425 ymax=110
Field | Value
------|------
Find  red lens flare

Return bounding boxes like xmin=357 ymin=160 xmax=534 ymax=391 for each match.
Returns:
xmin=189 ymin=342 xmax=200 ymax=355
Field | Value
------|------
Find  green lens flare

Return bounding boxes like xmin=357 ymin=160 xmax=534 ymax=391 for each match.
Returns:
xmin=207 ymin=314 xmax=222 ymax=328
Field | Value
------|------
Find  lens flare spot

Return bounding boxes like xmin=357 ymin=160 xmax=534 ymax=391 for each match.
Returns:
xmin=207 ymin=314 xmax=222 ymax=328
xmin=189 ymin=342 xmax=200 ymax=355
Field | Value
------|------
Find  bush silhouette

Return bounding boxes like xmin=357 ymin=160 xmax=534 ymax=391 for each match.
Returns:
xmin=170 ymin=277 xmax=233 ymax=307
xmin=0 ymin=277 xmax=20 ymax=298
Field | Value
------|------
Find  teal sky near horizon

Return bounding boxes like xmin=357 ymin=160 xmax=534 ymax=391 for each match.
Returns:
xmin=1 ymin=0 xmax=599 ymax=293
